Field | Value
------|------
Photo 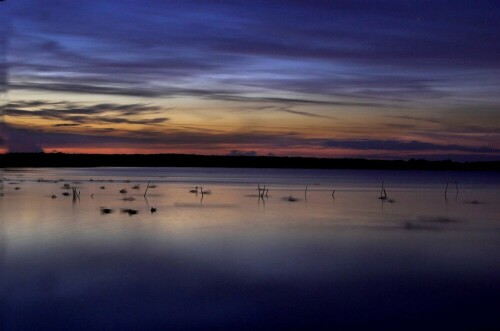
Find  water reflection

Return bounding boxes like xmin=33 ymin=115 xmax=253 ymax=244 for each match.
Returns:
xmin=0 ymin=168 xmax=499 ymax=330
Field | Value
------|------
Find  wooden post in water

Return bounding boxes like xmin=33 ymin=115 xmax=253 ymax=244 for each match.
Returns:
xmin=72 ymin=187 xmax=80 ymax=201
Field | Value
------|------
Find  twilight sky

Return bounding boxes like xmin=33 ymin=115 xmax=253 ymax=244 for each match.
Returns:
xmin=1 ymin=0 xmax=499 ymax=160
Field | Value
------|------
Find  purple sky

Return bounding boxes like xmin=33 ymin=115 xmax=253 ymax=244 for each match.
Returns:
xmin=1 ymin=0 xmax=499 ymax=160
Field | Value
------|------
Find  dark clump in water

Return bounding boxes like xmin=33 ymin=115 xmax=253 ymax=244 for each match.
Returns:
xmin=121 ymin=208 xmax=138 ymax=215
xmin=404 ymin=216 xmax=461 ymax=231
xmin=418 ymin=216 xmax=460 ymax=224
xmin=464 ymin=200 xmax=485 ymax=205
xmin=404 ymin=221 xmax=442 ymax=231
xmin=100 ymin=207 xmax=114 ymax=214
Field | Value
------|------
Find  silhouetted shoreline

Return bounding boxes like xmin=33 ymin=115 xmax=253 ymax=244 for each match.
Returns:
xmin=0 ymin=153 xmax=498 ymax=171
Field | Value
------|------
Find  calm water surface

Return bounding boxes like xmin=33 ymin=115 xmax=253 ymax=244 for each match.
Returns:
xmin=1 ymin=168 xmax=499 ymax=330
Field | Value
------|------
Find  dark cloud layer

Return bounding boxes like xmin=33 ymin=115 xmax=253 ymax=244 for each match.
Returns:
xmin=4 ymin=101 xmax=168 ymax=126
xmin=4 ymin=122 xmax=499 ymax=161
xmin=321 ymin=139 xmax=500 ymax=154
xmin=9 ymin=82 xmax=391 ymax=109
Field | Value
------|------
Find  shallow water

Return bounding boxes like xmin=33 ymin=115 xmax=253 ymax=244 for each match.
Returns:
xmin=1 ymin=168 xmax=499 ymax=330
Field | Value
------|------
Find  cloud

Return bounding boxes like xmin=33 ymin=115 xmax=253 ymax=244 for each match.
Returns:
xmin=4 ymin=101 xmax=169 ymax=126
xmin=382 ymin=123 xmax=418 ymax=130
xmin=211 ymin=94 xmax=388 ymax=108
xmin=9 ymin=82 xmax=392 ymax=110
xmin=4 ymin=122 xmax=499 ymax=160
xmin=1 ymin=123 xmax=300 ymax=153
xmin=276 ymin=107 xmax=331 ymax=118
xmin=321 ymin=139 xmax=500 ymax=154
xmin=9 ymin=83 xmax=167 ymax=98
xmin=233 ymin=105 xmax=332 ymax=119
xmin=7 ymin=0 xmax=500 ymax=106
xmin=53 ymin=123 xmax=81 ymax=127
xmin=385 ymin=115 xmax=442 ymax=125
xmin=3 ymin=0 xmax=500 ymax=160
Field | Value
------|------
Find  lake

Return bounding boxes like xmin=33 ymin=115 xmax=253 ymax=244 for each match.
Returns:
xmin=1 ymin=167 xmax=499 ymax=330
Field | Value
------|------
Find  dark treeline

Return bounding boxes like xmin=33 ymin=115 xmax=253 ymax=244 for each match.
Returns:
xmin=0 ymin=153 xmax=498 ymax=171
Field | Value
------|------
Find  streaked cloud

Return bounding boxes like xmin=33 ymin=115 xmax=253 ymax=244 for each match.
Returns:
xmin=4 ymin=101 xmax=169 ymax=126
xmin=1 ymin=0 xmax=499 ymax=160
xmin=321 ymin=139 xmax=500 ymax=154
xmin=4 ymin=122 xmax=499 ymax=161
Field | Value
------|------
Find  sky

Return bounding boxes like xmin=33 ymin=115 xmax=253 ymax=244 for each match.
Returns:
xmin=0 ymin=0 xmax=499 ymax=160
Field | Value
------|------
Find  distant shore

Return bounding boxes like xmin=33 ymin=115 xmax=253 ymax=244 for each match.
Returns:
xmin=0 ymin=153 xmax=498 ymax=171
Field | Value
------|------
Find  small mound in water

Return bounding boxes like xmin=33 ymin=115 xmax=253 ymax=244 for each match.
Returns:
xmin=121 ymin=208 xmax=138 ymax=215
xmin=100 ymin=207 xmax=114 ymax=214
xmin=283 ymin=196 xmax=299 ymax=202
xmin=404 ymin=222 xmax=441 ymax=231
xmin=418 ymin=216 xmax=460 ymax=224
xmin=464 ymin=200 xmax=485 ymax=205
xmin=403 ymin=215 xmax=461 ymax=231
